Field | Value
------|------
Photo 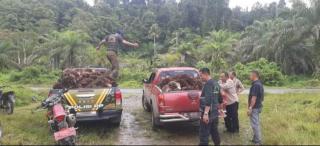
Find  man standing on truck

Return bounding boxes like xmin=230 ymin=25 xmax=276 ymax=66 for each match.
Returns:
xmin=248 ymin=70 xmax=264 ymax=145
xmin=199 ymin=68 xmax=221 ymax=146
xmin=96 ymin=30 xmax=139 ymax=79
xmin=219 ymin=72 xmax=239 ymax=133
xmin=229 ymin=71 xmax=245 ymax=96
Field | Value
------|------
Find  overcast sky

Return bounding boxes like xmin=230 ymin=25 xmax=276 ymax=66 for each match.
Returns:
xmin=85 ymin=0 xmax=310 ymax=9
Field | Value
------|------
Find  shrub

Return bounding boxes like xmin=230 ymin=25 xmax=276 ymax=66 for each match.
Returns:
xmin=0 ymin=85 xmax=45 ymax=107
xmin=305 ymin=79 xmax=320 ymax=87
xmin=119 ymin=68 xmax=149 ymax=88
xmin=196 ymin=60 xmax=211 ymax=70
xmin=118 ymin=56 xmax=150 ymax=88
xmin=9 ymin=66 xmax=60 ymax=84
xmin=234 ymin=58 xmax=284 ymax=86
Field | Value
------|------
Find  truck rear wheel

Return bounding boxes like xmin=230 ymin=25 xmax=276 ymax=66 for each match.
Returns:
xmin=142 ymin=93 xmax=151 ymax=112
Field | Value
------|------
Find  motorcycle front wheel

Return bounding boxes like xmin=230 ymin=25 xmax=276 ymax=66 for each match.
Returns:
xmin=58 ymin=136 xmax=75 ymax=146
xmin=6 ymin=100 xmax=14 ymax=114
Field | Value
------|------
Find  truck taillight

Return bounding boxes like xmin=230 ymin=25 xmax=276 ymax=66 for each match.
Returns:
xmin=158 ymin=94 xmax=165 ymax=106
xmin=115 ymin=89 xmax=122 ymax=105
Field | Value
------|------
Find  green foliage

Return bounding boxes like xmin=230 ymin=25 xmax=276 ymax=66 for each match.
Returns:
xmin=8 ymin=66 xmax=60 ymax=84
xmin=0 ymin=0 xmax=319 ymax=87
xmin=118 ymin=67 xmax=149 ymax=88
xmin=0 ymin=84 xmax=45 ymax=107
xmin=196 ymin=60 xmax=211 ymax=70
xmin=237 ymin=0 xmax=320 ymax=75
xmin=305 ymin=79 xmax=320 ymax=87
xmin=118 ymin=54 xmax=150 ymax=88
xmin=234 ymin=58 xmax=284 ymax=86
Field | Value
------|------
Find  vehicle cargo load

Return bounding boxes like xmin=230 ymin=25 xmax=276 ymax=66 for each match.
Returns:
xmin=53 ymin=68 xmax=116 ymax=89
xmin=159 ymin=74 xmax=203 ymax=92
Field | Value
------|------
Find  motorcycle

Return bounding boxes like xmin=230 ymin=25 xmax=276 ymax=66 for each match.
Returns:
xmin=0 ymin=86 xmax=15 ymax=115
xmin=36 ymin=88 xmax=77 ymax=145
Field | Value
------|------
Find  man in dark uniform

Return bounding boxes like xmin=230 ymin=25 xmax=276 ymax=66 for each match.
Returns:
xmin=96 ymin=30 xmax=139 ymax=78
xmin=199 ymin=68 xmax=222 ymax=146
xmin=248 ymin=70 xmax=264 ymax=145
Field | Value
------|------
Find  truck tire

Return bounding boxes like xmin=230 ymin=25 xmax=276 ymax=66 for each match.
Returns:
xmin=151 ymin=108 xmax=161 ymax=129
xmin=58 ymin=136 xmax=75 ymax=145
xmin=142 ymin=93 xmax=151 ymax=112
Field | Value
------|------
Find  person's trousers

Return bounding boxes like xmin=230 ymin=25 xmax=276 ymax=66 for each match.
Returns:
xmin=199 ymin=118 xmax=220 ymax=146
xmin=106 ymin=51 xmax=119 ymax=79
xmin=224 ymin=102 xmax=239 ymax=132
xmin=250 ymin=108 xmax=262 ymax=144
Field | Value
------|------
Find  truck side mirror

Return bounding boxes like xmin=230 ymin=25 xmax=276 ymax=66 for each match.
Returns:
xmin=142 ymin=79 xmax=149 ymax=83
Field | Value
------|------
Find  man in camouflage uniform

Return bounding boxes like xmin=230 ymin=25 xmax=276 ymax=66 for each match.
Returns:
xmin=96 ymin=30 xmax=139 ymax=79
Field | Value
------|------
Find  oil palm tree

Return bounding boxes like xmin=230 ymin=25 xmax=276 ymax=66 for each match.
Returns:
xmin=47 ymin=31 xmax=90 ymax=69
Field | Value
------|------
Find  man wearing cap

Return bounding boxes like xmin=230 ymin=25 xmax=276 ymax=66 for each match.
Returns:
xmin=96 ymin=30 xmax=139 ymax=78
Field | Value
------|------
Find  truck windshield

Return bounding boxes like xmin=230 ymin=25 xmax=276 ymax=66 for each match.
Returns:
xmin=159 ymin=70 xmax=199 ymax=81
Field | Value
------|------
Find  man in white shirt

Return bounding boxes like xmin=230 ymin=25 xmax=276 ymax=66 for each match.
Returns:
xmin=219 ymin=72 xmax=239 ymax=133
xmin=230 ymin=71 xmax=245 ymax=96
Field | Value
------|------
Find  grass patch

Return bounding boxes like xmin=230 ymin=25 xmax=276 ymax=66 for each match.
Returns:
xmin=282 ymin=76 xmax=320 ymax=88
xmin=259 ymin=93 xmax=320 ymax=145
xmin=0 ymin=85 xmax=46 ymax=107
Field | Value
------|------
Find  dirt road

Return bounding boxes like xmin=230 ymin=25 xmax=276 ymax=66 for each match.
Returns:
xmin=77 ymin=94 xmax=199 ymax=145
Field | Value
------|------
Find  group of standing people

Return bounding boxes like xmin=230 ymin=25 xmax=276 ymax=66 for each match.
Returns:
xmin=199 ymin=68 xmax=264 ymax=145
xmin=219 ymin=71 xmax=244 ymax=133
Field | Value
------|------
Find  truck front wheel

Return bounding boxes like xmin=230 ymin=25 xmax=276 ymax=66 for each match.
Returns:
xmin=142 ymin=93 xmax=151 ymax=112
xmin=151 ymin=108 xmax=161 ymax=129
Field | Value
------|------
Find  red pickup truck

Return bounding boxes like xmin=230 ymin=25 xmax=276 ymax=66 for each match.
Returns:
xmin=142 ymin=67 xmax=202 ymax=128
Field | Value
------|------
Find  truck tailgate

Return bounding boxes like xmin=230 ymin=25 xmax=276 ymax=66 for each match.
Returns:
xmin=162 ymin=90 xmax=200 ymax=113
xmin=64 ymin=88 xmax=115 ymax=112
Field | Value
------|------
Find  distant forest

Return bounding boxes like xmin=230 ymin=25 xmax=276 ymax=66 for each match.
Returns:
xmin=0 ymin=0 xmax=319 ymax=76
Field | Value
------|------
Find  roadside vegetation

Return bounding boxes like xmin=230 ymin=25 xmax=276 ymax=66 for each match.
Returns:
xmin=1 ymin=93 xmax=319 ymax=145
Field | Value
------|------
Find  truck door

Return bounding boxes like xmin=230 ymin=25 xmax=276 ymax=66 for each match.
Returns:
xmin=144 ymin=72 xmax=156 ymax=99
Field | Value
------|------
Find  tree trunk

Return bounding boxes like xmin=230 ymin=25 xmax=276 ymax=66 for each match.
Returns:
xmin=53 ymin=54 xmax=60 ymax=69
xmin=70 ymin=48 xmax=74 ymax=67
xmin=153 ymin=36 xmax=156 ymax=57
xmin=23 ymin=47 xmax=26 ymax=65
xmin=17 ymin=51 xmax=21 ymax=64
xmin=176 ymin=32 xmax=179 ymax=46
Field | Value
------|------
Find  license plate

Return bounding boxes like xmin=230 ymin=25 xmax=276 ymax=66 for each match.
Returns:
xmin=183 ymin=112 xmax=200 ymax=118
xmin=189 ymin=112 xmax=200 ymax=117
xmin=54 ymin=127 xmax=76 ymax=141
